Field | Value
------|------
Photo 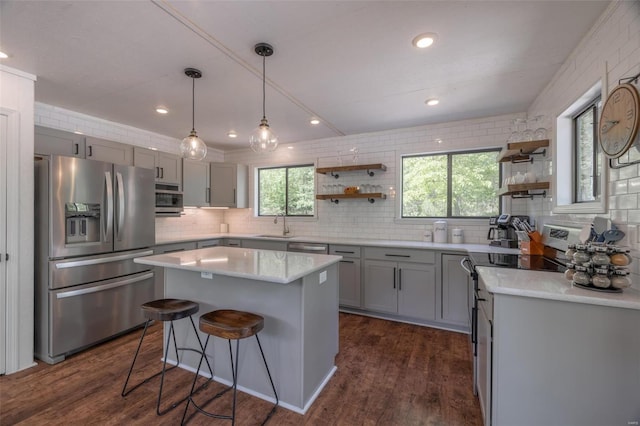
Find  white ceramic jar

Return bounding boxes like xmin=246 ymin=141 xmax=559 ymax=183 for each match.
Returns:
xmin=434 ymin=220 xmax=448 ymax=243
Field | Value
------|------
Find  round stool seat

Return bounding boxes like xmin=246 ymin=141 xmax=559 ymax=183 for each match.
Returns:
xmin=199 ymin=309 xmax=264 ymax=340
xmin=141 ymin=299 xmax=199 ymax=322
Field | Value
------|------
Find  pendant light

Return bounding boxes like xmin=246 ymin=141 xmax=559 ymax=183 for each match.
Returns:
xmin=250 ymin=43 xmax=278 ymax=153
xmin=180 ymin=68 xmax=207 ymax=161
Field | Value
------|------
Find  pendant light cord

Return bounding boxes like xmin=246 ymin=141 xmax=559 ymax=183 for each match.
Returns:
xmin=262 ymin=53 xmax=266 ymax=120
xmin=191 ymin=76 xmax=196 ymax=132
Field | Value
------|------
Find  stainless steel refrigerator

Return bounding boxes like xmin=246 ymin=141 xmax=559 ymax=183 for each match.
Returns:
xmin=35 ymin=155 xmax=156 ymax=364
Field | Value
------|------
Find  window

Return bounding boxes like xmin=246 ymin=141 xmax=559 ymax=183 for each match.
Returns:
xmin=401 ymin=149 xmax=500 ymax=218
xmin=555 ymin=80 xmax=607 ymax=214
xmin=574 ymin=98 xmax=601 ymax=203
xmin=258 ymin=164 xmax=315 ymax=216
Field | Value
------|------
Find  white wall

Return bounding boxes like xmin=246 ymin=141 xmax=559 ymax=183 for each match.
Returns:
xmin=223 ymin=113 xmax=525 ymax=243
xmin=0 ymin=65 xmax=37 ymax=374
xmin=526 ymin=0 xmax=640 ymax=286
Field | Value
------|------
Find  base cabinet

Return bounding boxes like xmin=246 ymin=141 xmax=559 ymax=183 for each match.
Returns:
xmin=153 ymin=242 xmax=197 ymax=298
xmin=441 ymin=254 xmax=471 ymax=327
xmin=330 ymin=245 xmax=362 ymax=308
xmin=363 ymin=259 xmax=436 ymax=321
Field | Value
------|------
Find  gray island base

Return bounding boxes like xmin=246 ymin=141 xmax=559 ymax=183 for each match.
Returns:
xmin=134 ymin=247 xmax=341 ymax=413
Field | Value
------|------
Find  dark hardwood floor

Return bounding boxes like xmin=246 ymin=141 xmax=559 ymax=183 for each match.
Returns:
xmin=0 ymin=313 xmax=481 ymax=425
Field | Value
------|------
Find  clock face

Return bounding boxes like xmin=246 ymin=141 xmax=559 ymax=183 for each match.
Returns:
xmin=599 ymin=83 xmax=640 ymax=158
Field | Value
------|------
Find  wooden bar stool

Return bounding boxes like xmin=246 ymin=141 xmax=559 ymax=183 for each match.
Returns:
xmin=181 ymin=309 xmax=278 ymax=425
xmin=121 ymin=298 xmax=213 ymax=416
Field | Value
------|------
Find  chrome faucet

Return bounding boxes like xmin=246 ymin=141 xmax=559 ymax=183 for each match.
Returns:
xmin=274 ymin=213 xmax=290 ymax=236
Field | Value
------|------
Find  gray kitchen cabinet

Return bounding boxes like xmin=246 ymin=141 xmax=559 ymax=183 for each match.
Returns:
xmin=196 ymin=239 xmax=220 ymax=248
xmin=363 ymin=256 xmax=436 ymax=321
xmin=153 ymin=241 xmax=197 ymax=297
xmin=241 ymin=239 xmax=288 ymax=251
xmin=134 ymin=147 xmax=182 ymax=186
xmin=84 ymin=136 xmax=133 ymax=166
xmin=222 ymin=239 xmax=242 ymax=247
xmin=440 ymin=253 xmax=471 ymax=328
xmin=210 ymin=162 xmax=247 ymax=208
xmin=183 ymin=158 xmax=210 ymax=207
xmin=330 ymin=245 xmax=362 ymax=308
xmin=35 ymin=126 xmax=85 ymax=157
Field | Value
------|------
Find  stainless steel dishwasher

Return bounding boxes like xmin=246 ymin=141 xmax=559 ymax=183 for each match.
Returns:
xmin=287 ymin=242 xmax=329 ymax=254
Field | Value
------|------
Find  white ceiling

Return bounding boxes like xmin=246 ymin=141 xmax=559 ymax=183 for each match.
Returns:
xmin=0 ymin=1 xmax=609 ymax=151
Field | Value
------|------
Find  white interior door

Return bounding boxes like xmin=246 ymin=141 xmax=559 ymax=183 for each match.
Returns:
xmin=0 ymin=113 xmax=8 ymax=375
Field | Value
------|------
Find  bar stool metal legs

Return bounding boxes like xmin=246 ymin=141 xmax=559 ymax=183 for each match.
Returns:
xmin=121 ymin=299 xmax=214 ymax=416
xmin=181 ymin=309 xmax=279 ymax=425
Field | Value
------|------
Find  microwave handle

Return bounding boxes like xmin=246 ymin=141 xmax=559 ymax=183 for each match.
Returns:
xmin=103 ymin=171 xmax=113 ymax=243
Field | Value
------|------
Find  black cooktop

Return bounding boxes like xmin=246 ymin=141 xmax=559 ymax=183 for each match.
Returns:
xmin=468 ymin=251 xmax=567 ymax=273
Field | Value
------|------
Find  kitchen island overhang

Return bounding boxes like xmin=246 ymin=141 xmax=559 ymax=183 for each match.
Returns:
xmin=134 ymin=247 xmax=342 ymax=414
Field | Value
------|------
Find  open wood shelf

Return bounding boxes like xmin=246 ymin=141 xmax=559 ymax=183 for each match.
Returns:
xmin=498 ymin=139 xmax=549 ymax=163
xmin=316 ymin=163 xmax=387 ymax=178
xmin=498 ymin=181 xmax=550 ymax=198
xmin=316 ymin=192 xmax=387 ymax=203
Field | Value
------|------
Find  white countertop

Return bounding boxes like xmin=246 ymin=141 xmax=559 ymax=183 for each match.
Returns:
xmin=155 ymin=232 xmax=520 ymax=255
xmin=477 ymin=266 xmax=640 ymax=310
xmin=134 ymin=246 xmax=342 ymax=284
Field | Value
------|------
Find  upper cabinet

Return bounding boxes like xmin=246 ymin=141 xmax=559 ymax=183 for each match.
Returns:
xmin=35 ymin=126 xmax=85 ymax=158
xmin=183 ymin=158 xmax=210 ymax=207
xmin=35 ymin=126 xmax=133 ymax=166
xmin=133 ymin=147 xmax=182 ymax=186
xmin=210 ymin=162 xmax=247 ymax=208
xmin=84 ymin=136 xmax=133 ymax=166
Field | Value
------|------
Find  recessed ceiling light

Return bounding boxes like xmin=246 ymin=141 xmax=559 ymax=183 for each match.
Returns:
xmin=287 ymin=146 xmax=294 ymax=150
xmin=227 ymin=131 xmax=238 ymax=138
xmin=412 ymin=33 xmax=437 ymax=49
xmin=310 ymin=118 xmax=320 ymax=125
xmin=73 ymin=130 xmax=84 ymax=135
xmin=0 ymin=51 xmax=8 ymax=59
xmin=435 ymin=138 xmax=443 ymax=144
xmin=426 ymin=98 xmax=439 ymax=106
xmin=155 ymin=107 xmax=169 ymax=114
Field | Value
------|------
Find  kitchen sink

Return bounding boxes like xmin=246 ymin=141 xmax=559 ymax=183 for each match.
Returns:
xmin=256 ymin=234 xmax=295 ymax=239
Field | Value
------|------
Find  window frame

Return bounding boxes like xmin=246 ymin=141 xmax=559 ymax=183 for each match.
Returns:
xmin=256 ymin=163 xmax=315 ymax=217
xmin=554 ymin=79 xmax=608 ymax=214
xmin=399 ymin=148 xmax=502 ymax=219
xmin=572 ymin=98 xmax=600 ymax=203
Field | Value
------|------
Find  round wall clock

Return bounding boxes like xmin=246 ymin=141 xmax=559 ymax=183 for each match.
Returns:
xmin=599 ymin=83 xmax=640 ymax=158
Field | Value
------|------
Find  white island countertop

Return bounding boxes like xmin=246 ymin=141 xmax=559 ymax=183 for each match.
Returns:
xmin=134 ymin=246 xmax=342 ymax=284
xmin=477 ymin=266 xmax=640 ymax=310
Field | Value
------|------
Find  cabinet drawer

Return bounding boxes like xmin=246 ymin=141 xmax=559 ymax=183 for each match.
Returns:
xmin=197 ymin=239 xmax=220 ymax=249
xmin=477 ymin=275 xmax=493 ymax=319
xmin=330 ymin=245 xmax=361 ymax=257
xmin=364 ymin=247 xmax=435 ymax=264
xmin=154 ymin=242 xmax=197 ymax=254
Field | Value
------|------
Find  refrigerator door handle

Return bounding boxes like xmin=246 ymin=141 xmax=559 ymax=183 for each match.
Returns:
xmin=54 ymin=250 xmax=154 ymax=269
xmin=55 ymin=272 xmax=154 ymax=299
xmin=104 ymin=171 xmax=113 ymax=243
xmin=115 ymin=172 xmax=125 ymax=241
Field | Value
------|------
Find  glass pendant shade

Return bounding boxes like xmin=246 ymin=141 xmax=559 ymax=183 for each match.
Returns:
xmin=180 ymin=130 xmax=207 ymax=160
xmin=250 ymin=118 xmax=278 ymax=152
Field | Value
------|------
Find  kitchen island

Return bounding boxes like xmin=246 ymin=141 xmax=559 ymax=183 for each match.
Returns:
xmin=134 ymin=246 xmax=342 ymax=414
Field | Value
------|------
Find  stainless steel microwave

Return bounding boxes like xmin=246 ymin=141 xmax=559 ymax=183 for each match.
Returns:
xmin=155 ymin=183 xmax=183 ymax=216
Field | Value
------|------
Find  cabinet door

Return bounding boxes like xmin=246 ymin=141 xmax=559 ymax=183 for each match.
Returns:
xmin=338 ymin=258 xmax=361 ymax=308
xmin=35 ymin=126 xmax=85 ymax=157
xmin=363 ymin=259 xmax=397 ymax=313
xmin=210 ymin=163 xmax=237 ymax=207
xmin=157 ymin=153 xmax=182 ymax=186
xmin=477 ymin=305 xmax=492 ymax=426
xmin=85 ymin=136 xmax=133 ymax=166
xmin=397 ymin=262 xmax=436 ymax=320
xmin=441 ymin=254 xmax=471 ymax=327
xmin=133 ymin=147 xmax=158 ymax=175
xmin=183 ymin=159 xmax=210 ymax=207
